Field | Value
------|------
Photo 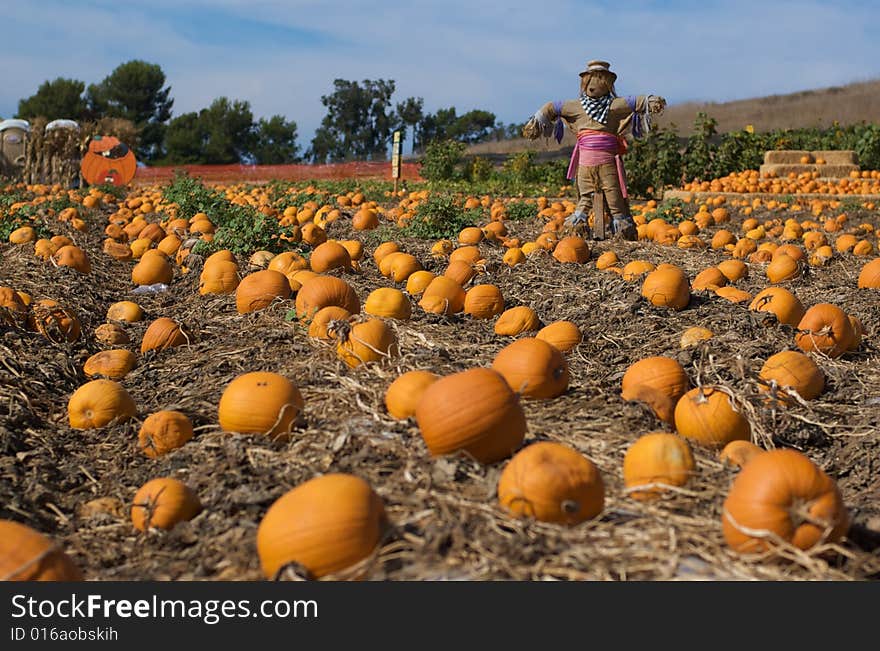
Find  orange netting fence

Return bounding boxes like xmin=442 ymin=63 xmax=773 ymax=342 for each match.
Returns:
xmin=132 ymin=161 xmax=423 ymax=185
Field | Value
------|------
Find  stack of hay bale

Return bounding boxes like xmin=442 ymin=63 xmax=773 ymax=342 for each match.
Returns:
xmin=759 ymin=150 xmax=860 ymax=179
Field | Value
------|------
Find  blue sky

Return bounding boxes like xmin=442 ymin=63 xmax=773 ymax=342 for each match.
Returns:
xmin=2 ymin=0 xmax=878 ymax=151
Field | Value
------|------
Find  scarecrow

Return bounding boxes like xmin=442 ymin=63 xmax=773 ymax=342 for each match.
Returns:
xmin=523 ymin=60 xmax=666 ymax=240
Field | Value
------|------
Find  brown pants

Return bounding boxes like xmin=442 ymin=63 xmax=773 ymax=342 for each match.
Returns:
xmin=574 ymin=162 xmax=630 ymax=217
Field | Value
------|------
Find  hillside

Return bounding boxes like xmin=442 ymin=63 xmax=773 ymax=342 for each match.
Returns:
xmin=466 ymin=79 xmax=880 ymax=159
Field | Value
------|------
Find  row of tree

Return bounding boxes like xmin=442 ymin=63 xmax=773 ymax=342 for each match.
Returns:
xmin=14 ymin=61 xmax=522 ymax=166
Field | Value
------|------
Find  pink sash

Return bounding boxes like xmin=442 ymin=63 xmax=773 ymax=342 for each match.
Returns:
xmin=566 ymin=130 xmax=629 ymax=199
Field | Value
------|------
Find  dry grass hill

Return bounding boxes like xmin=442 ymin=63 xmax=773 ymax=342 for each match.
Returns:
xmin=466 ymin=79 xmax=880 ymax=159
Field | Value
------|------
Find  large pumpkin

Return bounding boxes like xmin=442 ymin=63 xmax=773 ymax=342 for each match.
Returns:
xmin=758 ymin=350 xmax=824 ymax=401
xmin=620 ymin=357 xmax=690 ymax=425
xmin=295 ymin=275 xmax=360 ymax=321
xmin=674 ymin=386 xmax=751 ymax=448
xmin=332 ymin=317 xmax=399 ymax=367
xmin=722 ymin=449 xmax=849 ymax=553
xmin=415 ymin=368 xmax=527 ymax=464
xmin=0 ymin=520 xmax=82 ymax=580
xmin=257 ymin=473 xmax=386 ymax=579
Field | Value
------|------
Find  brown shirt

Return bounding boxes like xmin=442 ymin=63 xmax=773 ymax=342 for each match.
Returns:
xmin=540 ymin=96 xmax=649 ymax=136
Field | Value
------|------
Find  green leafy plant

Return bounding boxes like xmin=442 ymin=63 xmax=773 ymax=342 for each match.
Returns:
xmin=420 ymin=140 xmax=467 ymax=181
xmin=505 ymin=200 xmax=537 ymax=221
xmin=401 ymin=193 xmax=479 ymax=239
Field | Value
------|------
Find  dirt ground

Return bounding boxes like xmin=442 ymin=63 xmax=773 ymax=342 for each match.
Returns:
xmin=1 ymin=199 xmax=879 ymax=581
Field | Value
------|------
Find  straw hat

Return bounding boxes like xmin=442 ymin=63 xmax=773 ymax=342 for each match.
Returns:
xmin=579 ymin=60 xmax=617 ymax=82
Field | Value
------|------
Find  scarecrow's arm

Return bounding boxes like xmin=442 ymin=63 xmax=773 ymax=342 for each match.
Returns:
xmin=522 ymin=99 xmax=581 ymax=141
xmin=610 ymin=95 xmax=666 ymax=117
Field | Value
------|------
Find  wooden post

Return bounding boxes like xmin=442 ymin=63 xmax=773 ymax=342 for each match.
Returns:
xmin=593 ymin=190 xmax=606 ymax=240
xmin=391 ymin=130 xmax=402 ymax=194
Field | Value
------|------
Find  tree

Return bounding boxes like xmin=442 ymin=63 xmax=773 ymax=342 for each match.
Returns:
xmin=17 ymin=78 xmax=89 ymax=121
xmin=418 ymin=107 xmax=458 ymax=146
xmin=396 ymin=97 xmax=423 ymax=154
xmin=163 ymin=97 xmax=255 ymax=165
xmin=252 ymin=115 xmax=300 ymax=164
xmin=308 ymin=79 xmax=399 ymax=163
xmin=447 ymin=109 xmax=496 ymax=143
xmin=87 ymin=60 xmax=173 ymax=160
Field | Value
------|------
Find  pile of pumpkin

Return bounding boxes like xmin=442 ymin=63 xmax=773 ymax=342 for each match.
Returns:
xmin=682 ymin=168 xmax=880 ymax=197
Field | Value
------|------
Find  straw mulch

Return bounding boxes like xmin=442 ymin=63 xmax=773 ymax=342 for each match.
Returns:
xmin=1 ymin=201 xmax=879 ymax=581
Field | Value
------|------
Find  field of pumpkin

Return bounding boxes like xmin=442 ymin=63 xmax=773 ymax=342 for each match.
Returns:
xmin=1 ymin=174 xmax=879 ymax=581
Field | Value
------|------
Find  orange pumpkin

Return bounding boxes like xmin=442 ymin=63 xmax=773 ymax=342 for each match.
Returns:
xmin=552 ymin=236 xmax=591 ymax=263
xmin=759 ymin=350 xmax=824 ymax=401
xmin=535 ymin=320 xmax=582 ymax=352
xmin=141 ymin=317 xmax=190 ymax=354
xmin=218 ymin=371 xmax=304 ymax=440
xmin=364 ymin=288 xmax=411 ymax=320
xmin=295 ymin=275 xmax=360 ymax=321
xmin=497 ymin=442 xmax=604 ymax=524
xmin=621 ymin=357 xmax=690 ymax=425
xmin=674 ymin=386 xmax=751 ymax=448
xmin=138 ymin=410 xmax=194 ymax=458
xmin=641 ymin=265 xmax=690 ymax=310
xmin=385 ymin=370 xmax=440 ymax=420
xmin=623 ymin=432 xmax=695 ymax=500
xmin=415 ymin=368 xmax=527 ymax=463
xmin=491 ymin=337 xmax=569 ymax=399
xmin=748 ymin=287 xmax=805 ymax=327
xmin=256 ymin=473 xmax=386 ymax=579
xmin=419 ymin=276 xmax=466 ymax=315
xmin=81 ymin=135 xmax=137 ymax=186
xmin=306 ymin=306 xmax=352 ymax=340
xmin=52 ymin=245 xmax=91 ymax=274
xmin=131 ymin=477 xmax=202 ymax=532
xmin=0 ymin=520 xmax=82 ymax=580
xmin=719 ymin=440 xmax=764 ymax=469
xmin=310 ymin=241 xmax=352 ymax=273
xmin=463 ymin=284 xmax=505 ymax=319
xmin=332 ymin=317 xmax=399 ymax=367
xmin=794 ymin=303 xmax=854 ymax=358
xmin=722 ymin=449 xmax=849 ymax=553
xmin=83 ymin=349 xmax=137 ymax=379
xmin=235 ymin=269 xmax=291 ymax=314
xmin=494 ymin=305 xmax=541 ymax=336
xmin=67 ymin=379 xmax=137 ymax=429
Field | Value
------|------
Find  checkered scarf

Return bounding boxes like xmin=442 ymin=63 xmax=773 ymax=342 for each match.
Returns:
xmin=579 ymin=93 xmax=614 ymax=125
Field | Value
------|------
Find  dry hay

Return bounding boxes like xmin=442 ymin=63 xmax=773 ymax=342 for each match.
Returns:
xmin=1 ymin=201 xmax=879 ymax=582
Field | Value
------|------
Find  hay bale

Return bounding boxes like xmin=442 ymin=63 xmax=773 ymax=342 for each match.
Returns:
xmin=759 ymin=163 xmax=859 ymax=178
xmin=812 ymin=150 xmax=858 ymax=165
xmin=763 ymin=150 xmax=812 ymax=165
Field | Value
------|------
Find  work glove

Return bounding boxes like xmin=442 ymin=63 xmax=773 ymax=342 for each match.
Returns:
xmin=648 ymin=96 xmax=667 ymax=114
xmin=611 ymin=214 xmax=638 ymax=241
xmin=564 ymin=211 xmax=588 ymax=228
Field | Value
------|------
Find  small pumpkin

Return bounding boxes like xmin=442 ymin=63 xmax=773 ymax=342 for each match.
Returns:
xmin=722 ymin=449 xmax=849 ymax=553
xmin=418 ymin=276 xmax=466 ymax=315
xmin=535 ymin=320 xmax=582 ymax=352
xmin=719 ymin=440 xmax=764 ymax=469
xmin=94 ymin=322 xmax=130 ymax=346
xmin=717 ymin=259 xmax=748 ymax=282
xmin=673 ymin=386 xmax=750 ymax=448
xmin=68 ymin=379 xmax=137 ymax=429
xmin=295 ymin=275 xmax=360 ymax=321
xmin=641 ymin=265 xmax=690 ymax=310
xmin=622 ymin=260 xmax=655 ymax=281
xmin=306 ymin=306 xmax=352 ymax=340
xmin=463 ymin=284 xmax=505 ymax=319
xmin=384 ymin=370 xmax=440 ymax=420
xmin=680 ymin=326 xmax=713 ymax=348
xmin=364 ymin=288 xmax=411 ymax=320
xmin=199 ymin=260 xmax=240 ymax=295
xmin=714 ymin=286 xmax=753 ymax=303
xmin=415 ymin=367 xmax=527 ymax=463
xmin=552 ymin=236 xmax=591 ymax=263
xmin=310 ymin=241 xmax=352 ymax=273
xmin=0 ymin=520 xmax=82 ymax=581
xmin=595 ymin=250 xmax=619 ymax=270
xmin=444 ymin=259 xmax=476 ymax=286
xmin=691 ymin=267 xmax=728 ymax=291
xmin=794 ymin=303 xmax=854 ymax=358
xmin=52 ymin=245 xmax=91 ymax=274
xmin=497 ymin=442 xmax=604 ymax=524
xmin=759 ymin=350 xmax=824 ymax=401
xmin=331 ymin=317 xmax=399 ymax=367
xmin=138 ymin=410 xmax=194 ymax=458
xmin=494 ymin=305 xmax=542 ymax=336
xmin=141 ymin=317 xmax=190 ymax=354
xmin=131 ymin=253 xmax=173 ymax=286
xmin=83 ymin=349 xmax=137 ymax=379
xmin=748 ymin=287 xmax=805 ymax=327
xmin=766 ymin=253 xmax=801 ymax=283
xmin=372 ymin=242 xmax=400 ymax=266
xmin=857 ymin=257 xmax=880 ymax=288
xmin=131 ymin=477 xmax=202 ymax=532
xmin=623 ymin=432 xmax=695 ymax=500
xmin=218 ymin=371 xmax=304 ymax=440
xmin=235 ymin=269 xmax=291 ymax=314
xmin=405 ymin=270 xmax=436 ymax=297
xmin=491 ymin=337 xmax=569 ymax=399
xmin=621 ymin=357 xmax=690 ymax=425
xmin=256 ymin=473 xmax=386 ymax=579
xmin=106 ymin=300 xmax=144 ymax=323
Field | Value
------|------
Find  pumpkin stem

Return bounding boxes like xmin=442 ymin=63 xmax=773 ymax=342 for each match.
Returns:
xmin=326 ymin=319 xmax=351 ymax=342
